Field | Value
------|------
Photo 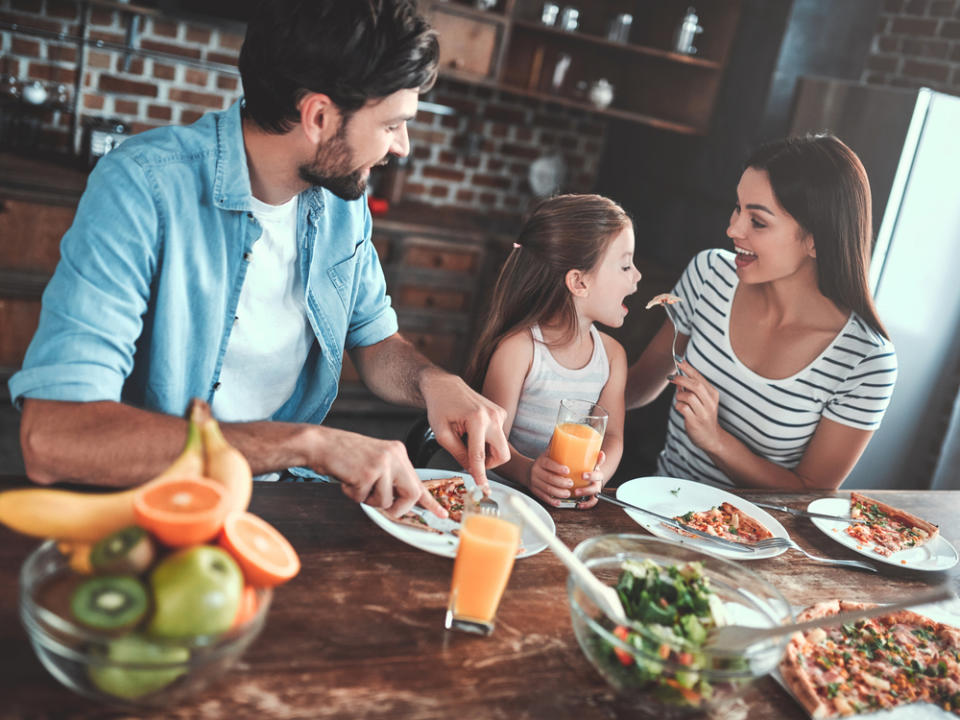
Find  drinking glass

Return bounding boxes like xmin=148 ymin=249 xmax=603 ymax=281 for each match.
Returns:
xmin=547 ymin=399 xmax=607 ymax=508
xmin=444 ymin=505 xmax=521 ymax=635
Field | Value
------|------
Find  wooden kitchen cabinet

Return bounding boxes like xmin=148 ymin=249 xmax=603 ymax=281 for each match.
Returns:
xmin=356 ymin=219 xmax=504 ymax=381
xmin=424 ymin=0 xmax=742 ymax=134
xmin=0 ymin=175 xmax=80 ymax=381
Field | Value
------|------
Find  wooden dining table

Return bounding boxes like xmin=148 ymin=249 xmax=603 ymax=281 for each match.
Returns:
xmin=0 ymin=475 xmax=957 ymax=720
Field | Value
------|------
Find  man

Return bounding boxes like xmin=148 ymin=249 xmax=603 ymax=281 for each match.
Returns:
xmin=9 ymin=0 xmax=508 ymax=518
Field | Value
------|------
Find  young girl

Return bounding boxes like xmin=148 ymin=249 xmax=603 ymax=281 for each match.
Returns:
xmin=626 ymin=134 xmax=897 ymax=490
xmin=465 ymin=194 xmax=641 ymax=508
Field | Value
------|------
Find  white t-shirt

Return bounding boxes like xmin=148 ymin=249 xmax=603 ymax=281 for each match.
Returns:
xmin=212 ymin=194 xmax=313 ymax=427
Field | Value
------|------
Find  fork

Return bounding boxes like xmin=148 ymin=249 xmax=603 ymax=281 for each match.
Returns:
xmin=706 ymin=584 xmax=954 ymax=653
xmin=751 ymin=536 xmax=877 ymax=572
xmin=464 ymin=474 xmax=499 ymax=516
xmin=662 ymin=305 xmax=682 ymax=378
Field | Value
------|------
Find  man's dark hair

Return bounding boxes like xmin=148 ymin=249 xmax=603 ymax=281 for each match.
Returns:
xmin=239 ymin=0 xmax=439 ymax=133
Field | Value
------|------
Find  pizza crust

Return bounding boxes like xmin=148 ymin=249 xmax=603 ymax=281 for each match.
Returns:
xmin=850 ymin=492 xmax=939 ymax=539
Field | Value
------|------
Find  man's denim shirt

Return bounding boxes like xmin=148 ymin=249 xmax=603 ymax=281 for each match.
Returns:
xmin=9 ymin=100 xmax=398 ymax=430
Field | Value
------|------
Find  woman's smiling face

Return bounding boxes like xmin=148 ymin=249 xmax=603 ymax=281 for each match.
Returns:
xmin=727 ymin=167 xmax=816 ymax=284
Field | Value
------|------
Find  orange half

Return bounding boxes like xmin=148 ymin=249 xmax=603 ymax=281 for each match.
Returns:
xmin=219 ymin=511 xmax=300 ymax=588
xmin=133 ymin=476 xmax=230 ymax=547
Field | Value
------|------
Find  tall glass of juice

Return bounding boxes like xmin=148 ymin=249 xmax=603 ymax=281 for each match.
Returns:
xmin=548 ymin=398 xmax=607 ymax=508
xmin=445 ymin=506 xmax=521 ymax=635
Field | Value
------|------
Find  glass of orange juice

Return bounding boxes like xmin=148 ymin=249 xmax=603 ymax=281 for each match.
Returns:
xmin=548 ymin=398 xmax=607 ymax=508
xmin=444 ymin=505 xmax=522 ymax=635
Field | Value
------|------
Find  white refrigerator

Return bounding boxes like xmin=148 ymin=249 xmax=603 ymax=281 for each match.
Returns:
xmin=789 ymin=78 xmax=960 ymax=490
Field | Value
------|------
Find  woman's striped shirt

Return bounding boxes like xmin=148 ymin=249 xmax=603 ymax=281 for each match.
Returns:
xmin=657 ymin=249 xmax=898 ymax=487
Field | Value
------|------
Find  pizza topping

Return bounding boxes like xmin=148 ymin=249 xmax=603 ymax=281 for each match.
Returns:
xmin=843 ymin=493 xmax=939 ymax=558
xmin=782 ymin=604 xmax=960 ymax=717
xmin=645 ymin=293 xmax=682 ymax=310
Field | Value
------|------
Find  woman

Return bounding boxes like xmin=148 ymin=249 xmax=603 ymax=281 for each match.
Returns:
xmin=626 ymin=134 xmax=896 ymax=490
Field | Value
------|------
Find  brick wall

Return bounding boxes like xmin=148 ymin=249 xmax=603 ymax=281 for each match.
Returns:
xmin=1 ymin=0 xmax=606 ymax=222
xmin=863 ymin=0 xmax=960 ymax=94
xmin=406 ymin=78 xmax=606 ymax=220
xmin=0 ymin=0 xmax=605 ymax=222
xmin=0 ymin=0 xmax=243 ymax=151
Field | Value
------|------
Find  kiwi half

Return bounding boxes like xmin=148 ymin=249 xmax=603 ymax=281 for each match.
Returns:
xmin=70 ymin=575 xmax=149 ymax=631
xmin=90 ymin=526 xmax=155 ymax=574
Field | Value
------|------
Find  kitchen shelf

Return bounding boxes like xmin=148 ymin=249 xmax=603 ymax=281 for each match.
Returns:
xmin=425 ymin=0 xmax=741 ymax=134
xmin=510 ymin=20 xmax=722 ymax=70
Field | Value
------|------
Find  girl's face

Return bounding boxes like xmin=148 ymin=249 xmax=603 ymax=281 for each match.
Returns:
xmin=727 ymin=167 xmax=816 ymax=284
xmin=579 ymin=225 xmax=641 ymax=328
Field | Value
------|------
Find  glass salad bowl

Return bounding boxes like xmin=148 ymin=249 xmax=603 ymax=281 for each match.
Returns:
xmin=567 ymin=534 xmax=792 ymax=717
xmin=19 ymin=540 xmax=271 ymax=709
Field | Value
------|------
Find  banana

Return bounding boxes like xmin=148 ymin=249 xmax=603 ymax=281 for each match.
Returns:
xmin=201 ymin=418 xmax=253 ymax=514
xmin=0 ymin=405 xmax=206 ymax=543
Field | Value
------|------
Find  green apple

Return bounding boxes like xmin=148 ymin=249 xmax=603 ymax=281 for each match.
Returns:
xmin=89 ymin=633 xmax=189 ymax=700
xmin=147 ymin=545 xmax=243 ymax=639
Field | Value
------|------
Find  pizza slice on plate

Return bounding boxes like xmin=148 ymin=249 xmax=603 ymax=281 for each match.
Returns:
xmin=387 ymin=476 xmax=468 ymax=534
xmin=780 ymin=599 xmax=960 ymax=717
xmin=669 ymin=502 xmax=774 ymax=544
xmin=844 ymin=492 xmax=939 ymax=557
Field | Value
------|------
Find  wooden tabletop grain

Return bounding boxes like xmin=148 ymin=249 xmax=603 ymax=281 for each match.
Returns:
xmin=0 ymin=477 xmax=957 ymax=720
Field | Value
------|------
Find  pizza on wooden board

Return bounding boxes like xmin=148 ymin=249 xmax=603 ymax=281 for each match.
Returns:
xmin=388 ymin=476 xmax=468 ymax=534
xmin=780 ymin=600 xmax=960 ymax=717
xmin=668 ymin=502 xmax=774 ymax=544
xmin=844 ymin=492 xmax=939 ymax=557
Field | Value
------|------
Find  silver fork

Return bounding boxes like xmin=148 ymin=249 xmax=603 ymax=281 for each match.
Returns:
xmin=662 ymin=305 xmax=682 ymax=378
xmin=751 ymin=537 xmax=877 ymax=572
xmin=464 ymin=474 xmax=499 ymax=516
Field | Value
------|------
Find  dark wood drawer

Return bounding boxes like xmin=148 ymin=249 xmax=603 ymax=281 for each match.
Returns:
xmin=0 ymin=198 xmax=74 ymax=273
xmin=395 ymin=285 xmax=469 ymax=312
xmin=398 ymin=237 xmax=479 ymax=274
xmin=0 ymin=297 xmax=41 ymax=369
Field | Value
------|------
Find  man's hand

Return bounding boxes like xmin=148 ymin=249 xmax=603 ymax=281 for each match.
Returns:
xmin=419 ymin=369 xmax=509 ymax=488
xmin=310 ymin=428 xmax=445 ymax=519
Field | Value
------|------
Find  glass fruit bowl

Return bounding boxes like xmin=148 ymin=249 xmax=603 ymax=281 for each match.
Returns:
xmin=19 ymin=540 xmax=271 ymax=709
xmin=568 ymin=534 xmax=792 ymax=718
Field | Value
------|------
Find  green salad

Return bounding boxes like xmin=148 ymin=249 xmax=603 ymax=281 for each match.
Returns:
xmin=596 ymin=558 xmax=735 ymax=708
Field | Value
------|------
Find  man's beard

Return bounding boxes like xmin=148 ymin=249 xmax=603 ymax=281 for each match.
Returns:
xmin=298 ymin=123 xmax=382 ymax=201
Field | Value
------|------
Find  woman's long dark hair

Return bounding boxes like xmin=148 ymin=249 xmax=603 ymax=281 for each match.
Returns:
xmin=464 ymin=194 xmax=632 ymax=390
xmin=746 ymin=133 xmax=888 ymax=339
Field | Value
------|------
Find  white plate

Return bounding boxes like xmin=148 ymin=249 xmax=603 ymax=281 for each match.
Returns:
xmin=360 ymin=469 xmax=555 ymax=559
xmin=772 ymin=599 xmax=960 ymax=718
xmin=615 ymin=476 xmax=790 ymax=560
xmin=807 ymin=497 xmax=959 ymax=572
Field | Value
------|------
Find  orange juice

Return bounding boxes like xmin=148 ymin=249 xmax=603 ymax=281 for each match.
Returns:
xmin=449 ymin=514 xmax=521 ymax=623
xmin=548 ymin=422 xmax=603 ymax=490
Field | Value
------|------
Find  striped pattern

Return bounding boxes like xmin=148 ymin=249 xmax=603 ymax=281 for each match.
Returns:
xmin=509 ymin=324 xmax=610 ymax=459
xmin=657 ymin=249 xmax=898 ymax=487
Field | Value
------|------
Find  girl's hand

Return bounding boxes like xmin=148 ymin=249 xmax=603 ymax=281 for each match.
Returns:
xmin=573 ymin=450 xmax=606 ymax=510
xmin=528 ymin=453 xmax=578 ymax=507
xmin=672 ymin=361 xmax=723 ymax=454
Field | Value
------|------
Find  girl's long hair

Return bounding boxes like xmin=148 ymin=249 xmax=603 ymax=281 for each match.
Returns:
xmin=464 ymin=194 xmax=631 ymax=390
xmin=746 ymin=133 xmax=889 ymax=338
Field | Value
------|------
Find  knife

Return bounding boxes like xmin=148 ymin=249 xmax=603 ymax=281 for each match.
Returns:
xmin=751 ymin=501 xmax=866 ymax=524
xmin=596 ymin=494 xmax=755 ymax=554
xmin=407 ymin=505 xmax=461 ymax=537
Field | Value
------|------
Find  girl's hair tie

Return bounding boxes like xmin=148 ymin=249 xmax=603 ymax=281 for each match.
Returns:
xmin=512 ymin=242 xmax=522 ymax=249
